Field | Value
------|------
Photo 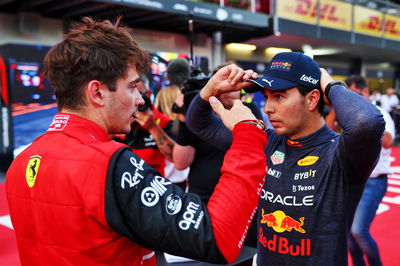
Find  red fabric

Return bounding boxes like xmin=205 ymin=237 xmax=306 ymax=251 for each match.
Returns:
xmin=207 ymin=123 xmax=267 ymax=263
xmin=6 ymin=114 xmax=155 ymax=266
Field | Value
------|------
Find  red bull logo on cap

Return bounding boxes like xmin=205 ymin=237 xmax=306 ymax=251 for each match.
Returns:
xmin=270 ymin=61 xmax=292 ymax=72
xmin=260 ymin=209 xmax=305 ymax=234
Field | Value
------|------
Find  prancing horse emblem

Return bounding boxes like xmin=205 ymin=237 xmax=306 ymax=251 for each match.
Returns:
xmin=262 ymin=79 xmax=274 ymax=87
xmin=26 ymin=155 xmax=42 ymax=188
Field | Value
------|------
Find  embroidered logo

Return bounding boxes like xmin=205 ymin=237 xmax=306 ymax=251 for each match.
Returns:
xmin=269 ymin=61 xmax=292 ymax=72
xmin=297 ymin=156 xmax=319 ymax=166
xmin=48 ymin=114 xmax=69 ymax=131
xmin=26 ymin=155 xmax=41 ymax=188
xmin=271 ymin=151 xmax=285 ymax=165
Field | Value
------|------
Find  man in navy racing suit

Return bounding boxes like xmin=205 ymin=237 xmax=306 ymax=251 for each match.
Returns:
xmin=185 ymin=52 xmax=385 ymax=265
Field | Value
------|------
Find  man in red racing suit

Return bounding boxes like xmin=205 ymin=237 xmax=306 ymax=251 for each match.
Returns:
xmin=6 ymin=17 xmax=266 ymax=265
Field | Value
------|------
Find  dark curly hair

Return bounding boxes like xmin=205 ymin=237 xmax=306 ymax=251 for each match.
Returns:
xmin=44 ymin=17 xmax=150 ymax=110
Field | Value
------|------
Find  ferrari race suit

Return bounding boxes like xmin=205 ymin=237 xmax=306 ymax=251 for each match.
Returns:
xmin=185 ymin=84 xmax=385 ymax=266
xmin=6 ymin=113 xmax=267 ymax=265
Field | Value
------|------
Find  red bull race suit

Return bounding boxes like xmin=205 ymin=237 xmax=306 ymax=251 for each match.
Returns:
xmin=185 ymin=84 xmax=385 ymax=266
xmin=6 ymin=113 xmax=267 ymax=265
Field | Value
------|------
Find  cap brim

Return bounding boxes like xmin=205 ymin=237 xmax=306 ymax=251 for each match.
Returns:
xmin=243 ymin=77 xmax=298 ymax=93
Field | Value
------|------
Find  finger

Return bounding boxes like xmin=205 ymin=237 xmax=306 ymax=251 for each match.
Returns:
xmin=209 ymin=96 xmax=225 ymax=117
xmin=230 ymin=68 xmax=245 ymax=85
xmin=227 ymin=65 xmax=240 ymax=84
xmin=242 ymin=70 xmax=255 ymax=80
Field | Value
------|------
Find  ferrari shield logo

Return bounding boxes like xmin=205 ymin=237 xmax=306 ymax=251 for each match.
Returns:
xmin=26 ymin=155 xmax=41 ymax=188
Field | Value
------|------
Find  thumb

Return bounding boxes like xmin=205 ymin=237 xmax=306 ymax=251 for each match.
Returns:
xmin=209 ymin=96 xmax=225 ymax=116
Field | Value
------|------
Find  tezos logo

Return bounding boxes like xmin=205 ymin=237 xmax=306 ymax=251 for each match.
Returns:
xmin=300 ymin=74 xmax=319 ymax=85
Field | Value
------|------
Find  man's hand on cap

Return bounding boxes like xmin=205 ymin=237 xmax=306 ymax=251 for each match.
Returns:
xmin=200 ymin=64 xmax=258 ymax=101
xmin=209 ymin=96 xmax=256 ymax=131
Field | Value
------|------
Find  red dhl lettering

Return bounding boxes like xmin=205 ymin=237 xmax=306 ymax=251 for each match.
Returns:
xmin=294 ymin=0 xmax=339 ymax=22
xmin=366 ymin=16 xmax=399 ymax=34
xmin=258 ymin=228 xmax=311 ymax=256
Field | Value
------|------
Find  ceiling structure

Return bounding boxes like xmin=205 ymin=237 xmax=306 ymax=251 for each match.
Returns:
xmin=0 ymin=0 xmax=399 ymax=65
xmin=0 ymin=0 xmax=270 ymax=43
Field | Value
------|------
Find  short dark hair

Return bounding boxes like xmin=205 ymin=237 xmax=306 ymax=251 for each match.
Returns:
xmin=44 ymin=17 xmax=150 ymax=110
xmin=297 ymin=86 xmax=325 ymax=115
xmin=345 ymin=75 xmax=367 ymax=90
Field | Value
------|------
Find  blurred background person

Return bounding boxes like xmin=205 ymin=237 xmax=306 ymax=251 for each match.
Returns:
xmin=345 ymin=76 xmax=395 ymax=266
xmin=154 ymin=84 xmax=189 ymax=188
xmin=381 ymin=87 xmax=399 ymax=118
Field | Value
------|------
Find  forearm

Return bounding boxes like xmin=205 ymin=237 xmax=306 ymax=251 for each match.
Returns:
xmin=186 ymin=94 xmax=232 ymax=151
xmin=148 ymin=124 xmax=175 ymax=161
xmin=173 ymin=144 xmax=195 ymax=170
xmin=329 ymin=85 xmax=385 ymax=179
xmin=207 ymin=123 xmax=267 ymax=263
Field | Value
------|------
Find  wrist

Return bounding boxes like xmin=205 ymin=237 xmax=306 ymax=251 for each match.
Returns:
xmin=324 ymin=81 xmax=348 ymax=104
xmin=237 ymin=119 xmax=267 ymax=132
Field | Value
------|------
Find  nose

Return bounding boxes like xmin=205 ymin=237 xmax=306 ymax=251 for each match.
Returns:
xmin=263 ymin=100 xmax=274 ymax=114
xmin=135 ymin=90 xmax=145 ymax=107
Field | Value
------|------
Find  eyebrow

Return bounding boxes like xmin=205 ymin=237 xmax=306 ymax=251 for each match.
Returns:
xmin=128 ymin=77 xmax=141 ymax=85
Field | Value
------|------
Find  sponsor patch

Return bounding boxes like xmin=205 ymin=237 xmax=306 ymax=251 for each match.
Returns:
xmin=121 ymin=157 xmax=145 ymax=189
xmin=261 ymin=189 xmax=314 ymax=206
xmin=141 ymin=176 xmax=171 ymax=207
xmin=267 ymin=168 xmax=282 ymax=179
xmin=259 ymin=227 xmax=311 ymax=256
xmin=271 ymin=151 xmax=285 ymax=165
xmin=297 ymin=156 xmax=319 ymax=166
xmin=179 ymin=202 xmax=204 ymax=230
xmin=269 ymin=60 xmax=292 ymax=72
xmin=25 ymin=155 xmax=41 ymax=188
xmin=294 ymin=169 xmax=316 ymax=180
xmin=48 ymin=114 xmax=69 ymax=131
xmin=165 ymin=194 xmax=182 ymax=215
xmin=300 ymin=74 xmax=319 ymax=85
xmin=260 ymin=209 xmax=305 ymax=234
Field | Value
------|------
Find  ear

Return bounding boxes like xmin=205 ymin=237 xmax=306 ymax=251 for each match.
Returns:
xmin=306 ymin=89 xmax=321 ymax=111
xmin=86 ymin=80 xmax=107 ymax=107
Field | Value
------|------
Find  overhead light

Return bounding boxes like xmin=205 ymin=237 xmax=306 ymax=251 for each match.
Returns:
xmin=226 ymin=43 xmax=257 ymax=51
xmin=265 ymin=47 xmax=292 ymax=55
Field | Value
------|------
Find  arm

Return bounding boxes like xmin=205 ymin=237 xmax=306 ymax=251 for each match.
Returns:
xmin=186 ymin=64 xmax=259 ymax=151
xmin=105 ymin=122 xmax=267 ymax=263
xmin=173 ymin=144 xmax=195 ymax=170
xmin=321 ymin=69 xmax=385 ymax=182
xmin=135 ymin=108 xmax=175 ymax=161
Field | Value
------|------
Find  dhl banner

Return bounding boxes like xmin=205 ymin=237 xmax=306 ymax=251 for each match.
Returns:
xmin=384 ymin=14 xmax=400 ymax=41
xmin=275 ymin=0 xmax=351 ymax=31
xmin=354 ymin=6 xmax=400 ymax=40
xmin=354 ymin=5 xmax=384 ymax=37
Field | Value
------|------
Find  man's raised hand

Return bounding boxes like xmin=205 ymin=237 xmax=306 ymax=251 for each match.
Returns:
xmin=200 ymin=64 xmax=258 ymax=101
xmin=209 ymin=96 xmax=256 ymax=131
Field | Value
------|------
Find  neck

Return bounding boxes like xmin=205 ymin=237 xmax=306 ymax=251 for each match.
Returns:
xmin=289 ymin=115 xmax=325 ymax=140
xmin=60 ymin=107 xmax=107 ymax=132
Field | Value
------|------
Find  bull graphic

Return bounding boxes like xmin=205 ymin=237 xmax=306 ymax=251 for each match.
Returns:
xmin=260 ymin=209 xmax=277 ymax=227
xmin=280 ymin=216 xmax=305 ymax=233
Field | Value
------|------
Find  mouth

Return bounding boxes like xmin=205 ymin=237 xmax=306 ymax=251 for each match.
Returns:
xmin=268 ymin=119 xmax=281 ymax=127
